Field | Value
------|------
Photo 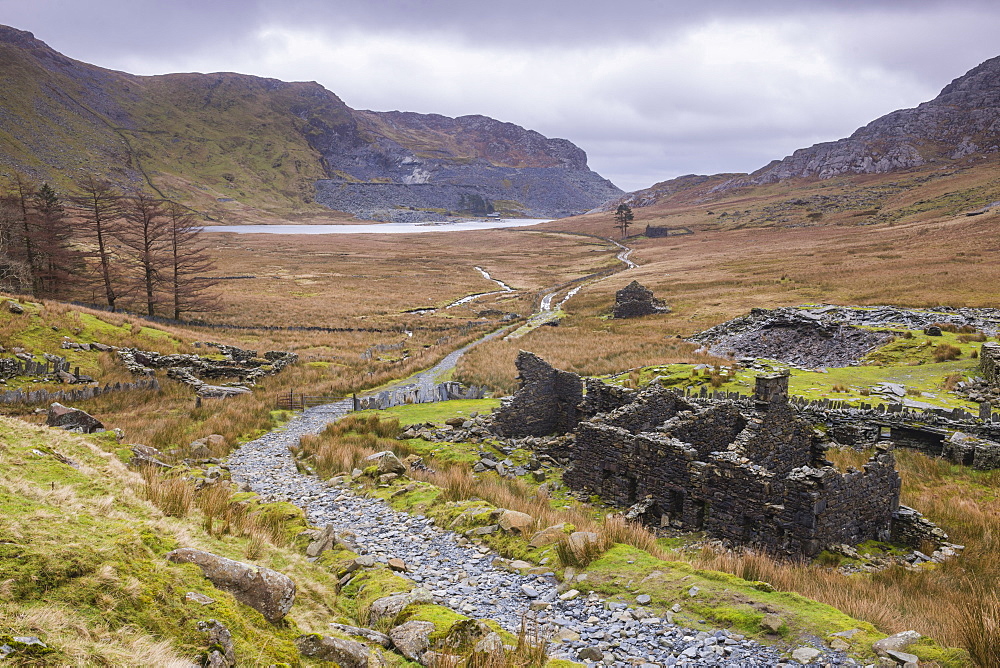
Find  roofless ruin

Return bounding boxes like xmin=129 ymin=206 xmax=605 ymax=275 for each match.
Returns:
xmin=494 ymin=351 xmax=943 ymax=558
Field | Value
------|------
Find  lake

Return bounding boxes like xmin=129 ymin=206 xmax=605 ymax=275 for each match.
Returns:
xmin=201 ymin=218 xmax=551 ymax=235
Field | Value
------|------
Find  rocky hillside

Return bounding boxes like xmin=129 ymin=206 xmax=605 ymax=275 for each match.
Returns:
xmin=720 ymin=55 xmax=1000 ymax=189
xmin=0 ymin=25 xmax=620 ymax=221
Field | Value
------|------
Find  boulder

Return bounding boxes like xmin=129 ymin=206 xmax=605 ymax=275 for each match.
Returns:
xmin=368 ymin=588 xmax=433 ymax=625
xmin=389 ymin=620 xmax=435 ymax=661
xmin=873 ymin=630 xmax=921 ymax=657
xmin=129 ymin=444 xmax=171 ymax=469
xmin=46 ymin=402 xmax=104 ymax=433
xmin=760 ymin=614 xmax=783 ymax=633
xmin=612 ymin=280 xmax=669 ymax=319
xmin=294 ymin=634 xmax=369 ymax=668
xmin=305 ymin=524 xmax=337 ymax=558
xmin=165 ymin=548 xmax=295 ymax=622
xmin=497 ymin=509 xmax=535 ymax=535
xmin=328 ymin=622 xmax=392 ymax=648
xmin=365 ymin=450 xmax=406 ymax=475
xmin=190 ymin=434 xmax=226 ymax=459
xmin=6 ymin=300 xmax=24 ymax=314
xmin=529 ymin=524 xmax=567 ymax=548
xmin=791 ymin=647 xmax=822 ymax=664
xmin=567 ymin=531 xmax=601 ymax=560
xmin=473 ymin=631 xmax=504 ymax=654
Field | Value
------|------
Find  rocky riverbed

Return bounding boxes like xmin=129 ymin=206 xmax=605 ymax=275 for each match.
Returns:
xmin=227 ymin=402 xmax=854 ymax=666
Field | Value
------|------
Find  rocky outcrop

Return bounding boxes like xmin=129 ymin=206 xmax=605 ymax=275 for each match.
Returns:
xmin=118 ymin=345 xmax=296 ymax=395
xmin=388 ymin=620 xmax=435 ymax=662
xmin=197 ymin=620 xmax=236 ymax=668
xmin=165 ymin=548 xmax=295 ymax=622
xmin=314 ymin=111 xmax=622 ymax=221
xmin=0 ymin=25 xmax=621 ymax=220
xmin=492 ymin=351 xmax=583 ymax=437
xmin=612 ymin=280 xmax=669 ymax=319
xmin=719 ymin=55 xmax=1000 ymax=189
xmin=46 ymin=403 xmax=104 ymax=433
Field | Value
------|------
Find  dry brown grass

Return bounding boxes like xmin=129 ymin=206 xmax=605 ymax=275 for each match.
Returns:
xmin=140 ymin=467 xmax=194 ymax=517
xmin=455 ymin=312 xmax=719 ymax=393
xmin=205 ymin=228 xmax=620 ymax=328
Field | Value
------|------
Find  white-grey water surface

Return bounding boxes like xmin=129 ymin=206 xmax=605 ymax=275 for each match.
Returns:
xmin=202 ymin=218 xmax=551 ymax=234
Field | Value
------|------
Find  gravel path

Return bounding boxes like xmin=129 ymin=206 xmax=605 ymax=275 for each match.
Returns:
xmin=228 ymin=402 xmax=850 ymax=666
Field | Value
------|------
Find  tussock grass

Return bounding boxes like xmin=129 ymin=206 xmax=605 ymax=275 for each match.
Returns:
xmin=694 ymin=448 xmax=1000 ymax=661
xmin=140 ymin=467 xmax=194 ymax=517
xmin=933 ymin=344 xmax=963 ymax=363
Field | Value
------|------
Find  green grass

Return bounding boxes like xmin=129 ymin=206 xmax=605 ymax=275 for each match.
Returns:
xmin=0 ymin=418 xmax=311 ymax=665
xmin=356 ymin=398 xmax=501 ymax=426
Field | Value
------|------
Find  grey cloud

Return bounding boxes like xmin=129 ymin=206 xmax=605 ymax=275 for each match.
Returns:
xmin=3 ymin=0 xmax=1000 ymax=192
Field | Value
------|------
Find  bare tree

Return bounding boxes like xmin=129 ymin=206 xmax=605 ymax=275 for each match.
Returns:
xmin=72 ymin=176 xmax=124 ymax=311
xmin=7 ymin=172 xmax=38 ymax=292
xmin=119 ymin=191 xmax=169 ymax=316
xmin=166 ymin=203 xmax=219 ymax=319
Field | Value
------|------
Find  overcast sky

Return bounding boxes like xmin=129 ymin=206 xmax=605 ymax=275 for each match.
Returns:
xmin=4 ymin=1 xmax=1000 ymax=191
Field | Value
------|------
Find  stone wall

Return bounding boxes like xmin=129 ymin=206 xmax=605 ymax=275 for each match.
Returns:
xmin=982 ymin=342 xmax=1000 ymax=387
xmin=492 ymin=351 xmax=583 ymax=437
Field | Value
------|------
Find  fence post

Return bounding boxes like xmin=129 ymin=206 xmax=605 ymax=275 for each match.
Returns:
xmin=352 ymin=393 xmax=358 ymax=411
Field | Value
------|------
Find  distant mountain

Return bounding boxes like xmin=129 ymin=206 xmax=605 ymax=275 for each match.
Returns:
xmin=0 ymin=25 xmax=621 ymax=221
xmin=598 ymin=55 xmax=1000 ymax=214
xmin=720 ymin=55 xmax=1000 ymax=190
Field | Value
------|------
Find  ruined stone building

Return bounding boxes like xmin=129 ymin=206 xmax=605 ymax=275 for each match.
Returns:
xmin=493 ymin=352 xmax=906 ymax=557
xmin=612 ymin=281 xmax=670 ymax=319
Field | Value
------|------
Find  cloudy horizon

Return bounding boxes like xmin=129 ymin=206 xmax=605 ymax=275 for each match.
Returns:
xmin=4 ymin=1 xmax=1000 ymax=192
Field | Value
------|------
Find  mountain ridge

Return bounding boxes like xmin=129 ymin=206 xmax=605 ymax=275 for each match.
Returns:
xmin=0 ymin=25 xmax=620 ymax=221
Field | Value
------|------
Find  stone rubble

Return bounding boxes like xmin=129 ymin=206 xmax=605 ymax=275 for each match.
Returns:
xmin=228 ymin=402 xmax=851 ymax=666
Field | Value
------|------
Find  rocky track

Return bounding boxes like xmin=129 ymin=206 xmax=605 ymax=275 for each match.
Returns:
xmin=227 ymin=405 xmax=850 ymax=666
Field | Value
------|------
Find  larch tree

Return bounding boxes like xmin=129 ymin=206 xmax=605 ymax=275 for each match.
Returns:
xmin=72 ymin=176 xmax=124 ymax=311
xmin=7 ymin=172 xmax=39 ymax=292
xmin=120 ymin=191 xmax=169 ymax=316
xmin=166 ymin=203 xmax=219 ymax=319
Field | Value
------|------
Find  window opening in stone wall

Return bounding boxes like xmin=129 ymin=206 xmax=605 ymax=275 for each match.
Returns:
xmin=625 ymin=475 xmax=638 ymax=504
xmin=669 ymin=489 xmax=684 ymax=525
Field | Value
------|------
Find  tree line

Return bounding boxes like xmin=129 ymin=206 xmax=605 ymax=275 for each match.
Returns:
xmin=0 ymin=173 xmax=218 ymax=318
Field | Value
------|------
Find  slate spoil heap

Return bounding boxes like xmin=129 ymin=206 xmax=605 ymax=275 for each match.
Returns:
xmin=691 ymin=304 xmax=1000 ymax=369
xmin=612 ymin=280 xmax=671 ymax=319
xmin=493 ymin=352 xmax=948 ymax=559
